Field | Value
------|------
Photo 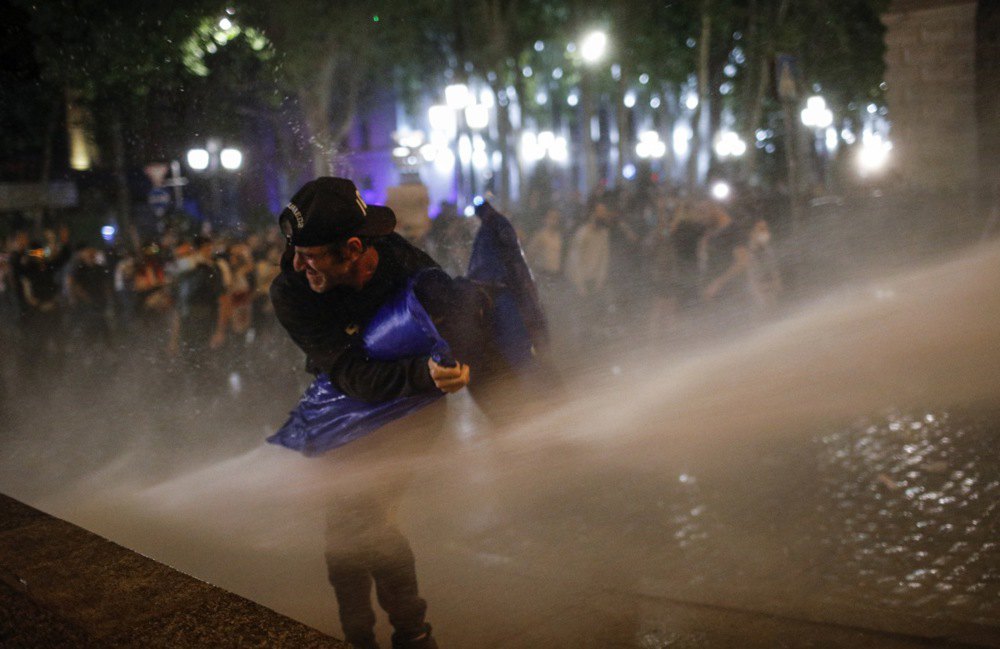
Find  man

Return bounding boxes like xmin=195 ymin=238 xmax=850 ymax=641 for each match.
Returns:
xmin=270 ymin=177 xmax=470 ymax=402
xmin=270 ymin=177 xmax=468 ymax=649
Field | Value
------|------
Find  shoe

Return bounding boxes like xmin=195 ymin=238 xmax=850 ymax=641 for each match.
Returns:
xmin=391 ymin=623 xmax=438 ymax=649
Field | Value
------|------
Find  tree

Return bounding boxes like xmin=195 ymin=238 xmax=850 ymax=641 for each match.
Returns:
xmin=16 ymin=0 xmax=225 ymax=239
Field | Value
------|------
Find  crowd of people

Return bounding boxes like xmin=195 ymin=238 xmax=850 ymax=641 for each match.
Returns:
xmin=0 ymin=182 xmax=785 ymax=397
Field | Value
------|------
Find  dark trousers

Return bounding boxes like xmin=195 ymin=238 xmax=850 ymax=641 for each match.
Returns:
xmin=325 ymin=494 xmax=427 ymax=647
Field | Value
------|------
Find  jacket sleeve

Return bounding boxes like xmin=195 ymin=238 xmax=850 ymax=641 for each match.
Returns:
xmin=270 ymin=273 xmax=439 ymax=402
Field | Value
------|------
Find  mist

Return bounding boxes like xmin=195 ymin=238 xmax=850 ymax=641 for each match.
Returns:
xmin=2 ymin=219 xmax=998 ymax=647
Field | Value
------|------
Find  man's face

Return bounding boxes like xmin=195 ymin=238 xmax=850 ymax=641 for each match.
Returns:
xmin=292 ymin=243 xmax=354 ymax=293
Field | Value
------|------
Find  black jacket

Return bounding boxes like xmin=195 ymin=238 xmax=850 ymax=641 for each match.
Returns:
xmin=270 ymin=234 xmax=443 ymax=402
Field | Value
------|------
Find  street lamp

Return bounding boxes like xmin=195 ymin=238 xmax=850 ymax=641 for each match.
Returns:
xmin=580 ymin=31 xmax=607 ymax=64
xmin=185 ymin=138 xmax=243 ymax=228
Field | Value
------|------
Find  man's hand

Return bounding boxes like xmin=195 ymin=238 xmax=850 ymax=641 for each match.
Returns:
xmin=428 ymin=357 xmax=470 ymax=393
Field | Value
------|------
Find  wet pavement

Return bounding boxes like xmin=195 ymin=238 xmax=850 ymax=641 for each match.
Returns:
xmin=397 ymin=404 xmax=1000 ymax=648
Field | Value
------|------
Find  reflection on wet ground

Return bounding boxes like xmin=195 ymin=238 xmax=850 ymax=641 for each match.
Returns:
xmin=421 ymin=406 xmax=999 ymax=647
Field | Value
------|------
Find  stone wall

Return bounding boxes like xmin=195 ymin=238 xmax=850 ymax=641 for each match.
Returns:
xmin=883 ymin=0 xmax=978 ymax=194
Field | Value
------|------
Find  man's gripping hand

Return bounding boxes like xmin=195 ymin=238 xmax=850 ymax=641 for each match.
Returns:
xmin=428 ymin=357 xmax=471 ymax=393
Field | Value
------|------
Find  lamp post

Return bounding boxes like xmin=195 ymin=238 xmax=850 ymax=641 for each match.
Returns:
xmin=185 ymin=138 xmax=243 ymax=230
xmin=577 ymin=30 xmax=607 ymax=194
xmin=800 ymin=95 xmax=834 ymax=190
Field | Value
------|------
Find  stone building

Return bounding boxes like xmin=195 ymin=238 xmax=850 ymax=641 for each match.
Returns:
xmin=882 ymin=0 xmax=999 ymax=237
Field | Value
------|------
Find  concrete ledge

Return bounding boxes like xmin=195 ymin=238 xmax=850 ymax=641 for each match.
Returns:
xmin=0 ymin=494 xmax=347 ymax=648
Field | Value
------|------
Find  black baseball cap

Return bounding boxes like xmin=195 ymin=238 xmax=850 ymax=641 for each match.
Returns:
xmin=279 ymin=177 xmax=396 ymax=247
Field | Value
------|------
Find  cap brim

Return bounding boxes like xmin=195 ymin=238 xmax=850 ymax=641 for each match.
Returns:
xmin=357 ymin=204 xmax=396 ymax=236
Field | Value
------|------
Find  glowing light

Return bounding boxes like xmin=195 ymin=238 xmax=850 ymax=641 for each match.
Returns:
xmin=522 ymin=66 xmax=533 ymax=78
xmin=580 ymin=31 xmax=607 ymax=64
xmin=535 ymin=91 xmax=548 ymax=105
xmin=428 ymin=105 xmax=456 ymax=136
xmin=549 ymin=136 xmax=568 ymax=163
xmin=639 ymin=73 xmax=649 ymax=85
xmin=867 ymin=103 xmax=878 ymax=114
xmin=673 ymin=124 xmax=693 ymax=157
xmin=711 ymin=181 xmax=731 ymax=201
xmin=465 ymin=104 xmax=489 ymax=130
xmin=219 ymin=148 xmax=242 ymax=170
xmin=858 ymin=133 xmax=892 ymax=174
xmin=457 ymin=135 xmax=472 ymax=164
xmin=623 ymin=92 xmax=636 ymax=108
xmin=801 ymin=95 xmax=833 ymax=129
xmin=397 ymin=131 xmax=424 ymax=148
xmin=622 ymin=163 xmax=637 ymax=180
xmin=825 ymin=127 xmax=839 ymax=151
xmin=534 ymin=40 xmax=544 ymax=52
xmin=636 ymin=131 xmax=667 ymax=159
xmin=445 ymin=84 xmax=470 ymax=110
xmin=219 ymin=18 xmax=232 ymax=30
xmin=685 ymin=93 xmax=699 ymax=111
xmin=552 ymin=67 xmax=563 ymax=80
xmin=724 ymin=64 xmax=737 ymax=77
xmin=187 ymin=148 xmax=210 ymax=171
xmin=392 ymin=146 xmax=411 ymax=158
xmin=567 ymin=93 xmax=579 ymax=107
xmin=521 ymin=132 xmax=543 ymax=162
xmin=101 ymin=225 xmax=116 ymax=241
xmin=419 ymin=144 xmax=437 ymax=161
xmin=714 ymin=131 xmax=746 ymax=158
xmin=472 ymin=149 xmax=489 ymax=170
xmin=464 ymin=205 xmax=475 ymax=217
xmin=650 ymin=96 xmax=661 ymax=109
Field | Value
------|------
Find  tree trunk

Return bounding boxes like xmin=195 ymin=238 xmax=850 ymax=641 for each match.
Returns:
xmin=580 ymin=70 xmax=599 ymax=196
xmin=690 ymin=0 xmax=713 ymax=188
xmin=615 ymin=74 xmax=628 ymax=188
xmin=109 ymin=109 xmax=136 ymax=251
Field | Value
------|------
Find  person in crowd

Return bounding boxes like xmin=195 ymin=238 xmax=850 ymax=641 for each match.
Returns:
xmin=670 ymin=199 xmax=708 ymax=311
xmin=564 ymin=197 xmax=613 ymax=343
xmin=16 ymin=229 xmax=72 ymax=377
xmin=67 ymin=244 xmax=114 ymax=351
xmin=222 ymin=241 xmax=256 ymax=343
xmin=270 ymin=177 xmax=473 ymax=649
xmin=425 ymin=201 xmax=472 ymax=277
xmin=167 ymin=235 xmax=229 ymax=365
xmin=525 ymin=207 xmax=564 ymax=284
xmin=746 ymin=217 xmax=783 ymax=314
xmin=130 ymin=242 xmax=172 ymax=351
xmin=643 ymin=193 xmax=680 ymax=340
xmin=696 ymin=199 xmax=750 ymax=307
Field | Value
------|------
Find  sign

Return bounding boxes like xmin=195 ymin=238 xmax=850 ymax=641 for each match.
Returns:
xmin=148 ymin=187 xmax=171 ymax=217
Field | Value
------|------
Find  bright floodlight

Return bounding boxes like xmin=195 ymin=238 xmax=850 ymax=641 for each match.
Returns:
xmin=187 ymin=148 xmax=210 ymax=171
xmin=714 ymin=131 xmax=747 ymax=158
xmin=580 ymin=31 xmax=607 ymax=64
xmin=858 ymin=134 xmax=892 ymax=174
xmin=428 ymin=105 xmax=456 ymax=134
xmin=801 ymin=95 xmax=833 ymax=129
xmin=711 ymin=181 xmax=731 ymax=201
xmin=445 ymin=84 xmax=471 ymax=110
xmin=220 ymin=148 xmax=242 ymax=170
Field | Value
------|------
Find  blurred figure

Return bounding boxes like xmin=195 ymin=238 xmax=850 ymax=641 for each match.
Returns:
xmin=67 ymin=245 xmax=114 ymax=354
xmin=131 ymin=242 xmax=172 ymax=352
xmin=565 ymin=199 xmax=611 ymax=299
xmin=669 ymin=201 xmax=707 ymax=310
xmin=168 ymin=235 xmax=229 ymax=375
xmin=223 ymin=241 xmax=256 ymax=342
xmin=525 ymin=207 xmax=564 ymax=285
xmin=565 ymin=198 xmax=612 ymax=344
xmin=643 ymin=194 xmax=680 ymax=340
xmin=696 ymin=200 xmax=750 ymax=307
xmin=17 ymin=230 xmax=72 ymax=379
xmin=426 ymin=201 xmax=472 ymax=277
xmin=746 ymin=218 xmax=783 ymax=315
